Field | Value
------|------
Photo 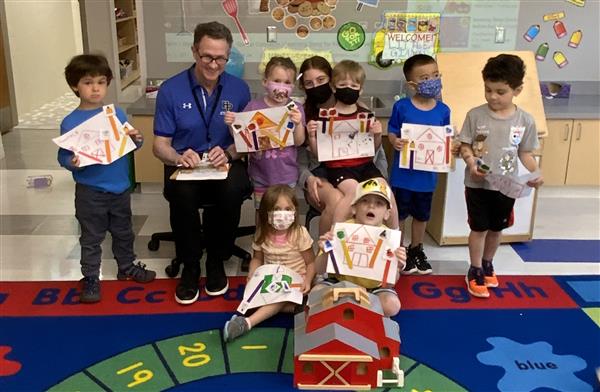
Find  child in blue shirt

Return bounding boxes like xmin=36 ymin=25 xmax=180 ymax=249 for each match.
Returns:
xmin=387 ymin=54 xmax=451 ymax=275
xmin=58 ymin=54 xmax=155 ymax=303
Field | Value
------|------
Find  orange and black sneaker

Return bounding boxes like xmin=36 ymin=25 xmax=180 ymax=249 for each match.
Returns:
xmin=482 ymin=259 xmax=499 ymax=288
xmin=466 ymin=266 xmax=490 ymax=298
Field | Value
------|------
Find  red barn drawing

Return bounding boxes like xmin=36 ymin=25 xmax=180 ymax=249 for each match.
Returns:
xmin=414 ymin=127 xmax=446 ymax=166
xmin=294 ymin=282 xmax=403 ymax=390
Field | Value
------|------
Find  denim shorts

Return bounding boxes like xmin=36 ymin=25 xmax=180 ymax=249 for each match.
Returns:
xmin=392 ymin=187 xmax=433 ymax=221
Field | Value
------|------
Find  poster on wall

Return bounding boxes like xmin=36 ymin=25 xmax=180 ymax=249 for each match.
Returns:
xmin=407 ymin=0 xmax=522 ymax=50
xmin=368 ymin=12 xmax=441 ymax=69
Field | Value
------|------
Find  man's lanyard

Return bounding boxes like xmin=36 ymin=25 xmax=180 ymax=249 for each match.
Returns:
xmin=187 ymin=68 xmax=223 ymax=132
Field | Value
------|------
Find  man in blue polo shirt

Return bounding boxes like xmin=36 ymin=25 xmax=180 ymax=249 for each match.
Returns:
xmin=153 ymin=21 xmax=252 ymax=305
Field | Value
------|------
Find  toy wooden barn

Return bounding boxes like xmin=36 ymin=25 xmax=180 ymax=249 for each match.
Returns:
xmin=294 ymin=281 xmax=404 ymax=390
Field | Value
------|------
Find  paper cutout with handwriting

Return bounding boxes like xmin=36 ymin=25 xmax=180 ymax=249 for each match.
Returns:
xmin=486 ymin=171 xmax=540 ymax=199
xmin=53 ymin=104 xmax=137 ymax=167
xmin=237 ymin=264 xmax=304 ymax=314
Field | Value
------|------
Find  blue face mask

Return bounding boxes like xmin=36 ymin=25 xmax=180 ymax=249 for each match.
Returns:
xmin=416 ymin=78 xmax=442 ymax=98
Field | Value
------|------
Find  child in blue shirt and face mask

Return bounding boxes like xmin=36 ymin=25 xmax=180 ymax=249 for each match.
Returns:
xmin=387 ymin=54 xmax=451 ymax=276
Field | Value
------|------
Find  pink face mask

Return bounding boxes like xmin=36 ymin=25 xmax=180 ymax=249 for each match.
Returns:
xmin=268 ymin=210 xmax=295 ymax=231
xmin=265 ymin=81 xmax=293 ymax=102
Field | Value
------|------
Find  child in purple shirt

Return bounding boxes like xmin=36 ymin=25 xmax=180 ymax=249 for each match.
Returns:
xmin=225 ymin=57 xmax=306 ymax=207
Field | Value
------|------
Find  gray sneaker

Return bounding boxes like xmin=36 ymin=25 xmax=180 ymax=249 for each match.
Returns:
xmin=80 ymin=276 xmax=101 ymax=303
xmin=118 ymin=262 xmax=156 ymax=283
xmin=224 ymin=315 xmax=250 ymax=342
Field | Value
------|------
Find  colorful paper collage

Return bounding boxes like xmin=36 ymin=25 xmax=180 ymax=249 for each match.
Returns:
xmin=52 ymin=105 xmax=137 ymax=167
xmin=398 ymin=123 xmax=455 ymax=173
xmin=326 ymin=222 xmax=401 ymax=286
xmin=369 ymin=12 xmax=441 ymax=69
xmin=231 ymin=102 xmax=298 ymax=153
xmin=316 ymin=109 xmax=375 ymax=162
xmin=523 ymin=1 xmax=584 ymax=69
xmin=237 ymin=264 xmax=304 ymax=314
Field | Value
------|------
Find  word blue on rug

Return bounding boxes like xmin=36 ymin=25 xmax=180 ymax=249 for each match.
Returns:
xmin=511 ymin=239 xmax=600 ymax=263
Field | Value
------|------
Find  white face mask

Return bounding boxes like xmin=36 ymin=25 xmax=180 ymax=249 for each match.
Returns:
xmin=268 ymin=210 xmax=295 ymax=231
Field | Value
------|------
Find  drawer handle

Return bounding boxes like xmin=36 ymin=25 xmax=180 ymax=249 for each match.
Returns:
xmin=563 ymin=124 xmax=570 ymax=141
xmin=576 ymin=123 xmax=582 ymax=140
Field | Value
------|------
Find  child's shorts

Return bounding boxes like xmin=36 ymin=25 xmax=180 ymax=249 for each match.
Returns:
xmin=326 ymin=162 xmax=383 ymax=187
xmin=393 ymin=187 xmax=433 ymax=221
xmin=253 ymin=182 xmax=297 ymax=209
xmin=465 ymin=187 xmax=515 ymax=232
xmin=315 ymin=275 xmax=399 ymax=297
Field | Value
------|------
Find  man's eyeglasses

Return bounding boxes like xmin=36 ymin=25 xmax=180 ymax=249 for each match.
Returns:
xmin=198 ymin=55 xmax=229 ymax=66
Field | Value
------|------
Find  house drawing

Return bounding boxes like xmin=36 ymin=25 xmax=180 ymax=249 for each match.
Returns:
xmin=316 ymin=114 xmax=375 ymax=162
xmin=343 ymin=225 xmax=388 ymax=269
xmin=399 ymin=123 xmax=454 ymax=173
xmin=294 ymin=282 xmax=404 ymax=390
xmin=327 ymin=222 xmax=401 ymax=286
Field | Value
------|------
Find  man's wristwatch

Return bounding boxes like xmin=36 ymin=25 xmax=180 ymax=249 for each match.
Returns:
xmin=224 ymin=150 xmax=233 ymax=163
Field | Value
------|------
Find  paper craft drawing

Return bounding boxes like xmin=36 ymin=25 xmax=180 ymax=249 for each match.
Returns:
xmin=231 ymin=102 xmax=297 ymax=153
xmin=171 ymin=157 xmax=230 ymax=181
xmin=52 ymin=105 xmax=137 ymax=167
xmin=316 ymin=109 xmax=375 ymax=162
xmin=398 ymin=123 xmax=454 ymax=173
xmin=486 ymin=171 xmax=540 ymax=199
xmin=237 ymin=264 xmax=304 ymax=314
xmin=326 ymin=222 xmax=401 ymax=286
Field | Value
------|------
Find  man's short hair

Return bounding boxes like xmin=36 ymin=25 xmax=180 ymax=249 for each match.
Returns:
xmin=482 ymin=54 xmax=526 ymax=90
xmin=193 ymin=21 xmax=233 ymax=48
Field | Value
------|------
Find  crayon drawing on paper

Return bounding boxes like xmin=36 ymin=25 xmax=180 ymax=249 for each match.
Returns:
xmin=231 ymin=102 xmax=297 ymax=153
xmin=52 ymin=104 xmax=137 ymax=167
xmin=398 ymin=123 xmax=454 ymax=173
xmin=316 ymin=110 xmax=375 ymax=162
xmin=326 ymin=222 xmax=401 ymax=286
xmin=237 ymin=264 xmax=304 ymax=314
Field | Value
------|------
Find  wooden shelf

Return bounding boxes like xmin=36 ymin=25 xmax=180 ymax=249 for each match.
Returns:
xmin=121 ymin=69 xmax=140 ymax=89
xmin=116 ymin=15 xmax=136 ymax=23
xmin=118 ymin=43 xmax=137 ymax=54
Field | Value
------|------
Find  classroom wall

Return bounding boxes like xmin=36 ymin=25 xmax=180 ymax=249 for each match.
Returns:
xmin=141 ymin=0 xmax=599 ymax=85
xmin=4 ymin=0 xmax=83 ymax=117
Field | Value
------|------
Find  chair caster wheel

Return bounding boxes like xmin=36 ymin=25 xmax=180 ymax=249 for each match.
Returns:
xmin=240 ymin=254 xmax=251 ymax=273
xmin=148 ymin=238 xmax=160 ymax=251
xmin=165 ymin=258 xmax=181 ymax=278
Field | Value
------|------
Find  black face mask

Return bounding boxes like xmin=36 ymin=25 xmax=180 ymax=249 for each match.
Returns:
xmin=334 ymin=87 xmax=360 ymax=105
xmin=305 ymin=83 xmax=333 ymax=104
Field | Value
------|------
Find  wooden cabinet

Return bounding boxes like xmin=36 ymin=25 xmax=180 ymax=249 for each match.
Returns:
xmin=542 ymin=119 xmax=600 ymax=185
xmin=114 ymin=0 xmax=140 ymax=90
xmin=131 ymin=115 xmax=164 ymax=183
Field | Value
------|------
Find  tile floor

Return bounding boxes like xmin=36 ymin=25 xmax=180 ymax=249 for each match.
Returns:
xmin=1 ymin=97 xmax=598 ymax=283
